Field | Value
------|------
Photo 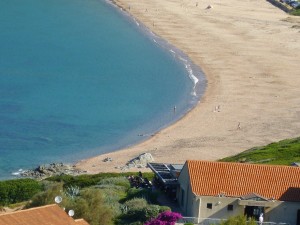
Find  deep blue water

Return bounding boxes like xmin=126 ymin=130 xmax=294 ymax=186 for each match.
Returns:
xmin=0 ymin=0 xmax=205 ymax=179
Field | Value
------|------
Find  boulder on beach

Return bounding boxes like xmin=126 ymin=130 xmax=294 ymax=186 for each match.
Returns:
xmin=126 ymin=153 xmax=154 ymax=168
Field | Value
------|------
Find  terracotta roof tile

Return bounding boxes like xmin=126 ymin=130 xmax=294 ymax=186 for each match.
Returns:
xmin=75 ymin=219 xmax=90 ymax=225
xmin=0 ymin=204 xmax=89 ymax=225
xmin=186 ymin=160 xmax=300 ymax=201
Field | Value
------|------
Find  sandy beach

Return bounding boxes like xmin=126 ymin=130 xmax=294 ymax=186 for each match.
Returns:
xmin=76 ymin=0 xmax=300 ymax=173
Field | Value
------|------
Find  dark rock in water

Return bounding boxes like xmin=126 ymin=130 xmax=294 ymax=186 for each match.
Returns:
xmin=18 ymin=163 xmax=86 ymax=179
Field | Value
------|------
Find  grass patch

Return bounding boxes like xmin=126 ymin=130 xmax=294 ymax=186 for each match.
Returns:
xmin=219 ymin=137 xmax=300 ymax=165
xmin=290 ymin=9 xmax=300 ymax=16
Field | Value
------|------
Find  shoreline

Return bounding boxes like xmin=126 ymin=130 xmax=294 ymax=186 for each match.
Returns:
xmin=76 ymin=0 xmax=300 ymax=173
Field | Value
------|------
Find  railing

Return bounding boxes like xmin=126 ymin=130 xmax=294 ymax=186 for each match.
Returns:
xmin=176 ymin=217 xmax=290 ymax=225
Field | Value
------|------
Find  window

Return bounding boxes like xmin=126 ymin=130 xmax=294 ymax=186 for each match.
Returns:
xmin=207 ymin=203 xmax=212 ymax=209
xmin=227 ymin=205 xmax=233 ymax=211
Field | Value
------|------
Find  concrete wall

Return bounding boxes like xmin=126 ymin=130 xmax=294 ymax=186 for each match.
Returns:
xmin=177 ymin=162 xmax=191 ymax=215
xmin=197 ymin=196 xmax=243 ymax=220
xmin=265 ymin=201 xmax=300 ymax=225
xmin=182 ymin=194 xmax=300 ymax=225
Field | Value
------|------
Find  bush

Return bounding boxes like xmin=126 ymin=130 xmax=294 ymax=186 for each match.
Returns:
xmin=99 ymin=188 xmax=123 ymax=215
xmin=26 ymin=182 xmax=64 ymax=208
xmin=0 ymin=179 xmax=42 ymax=206
xmin=65 ymin=188 xmax=114 ymax=225
xmin=117 ymin=198 xmax=161 ymax=224
xmin=46 ymin=172 xmax=154 ymax=189
xmin=143 ymin=205 xmax=160 ymax=221
xmin=124 ymin=198 xmax=148 ymax=211
xmin=126 ymin=188 xmax=159 ymax=204
xmin=159 ymin=206 xmax=171 ymax=213
xmin=98 ymin=177 xmax=130 ymax=190
xmin=220 ymin=215 xmax=256 ymax=225
xmin=144 ymin=211 xmax=182 ymax=225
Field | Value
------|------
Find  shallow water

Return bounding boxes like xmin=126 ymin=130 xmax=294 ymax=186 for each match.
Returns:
xmin=0 ymin=0 xmax=205 ymax=179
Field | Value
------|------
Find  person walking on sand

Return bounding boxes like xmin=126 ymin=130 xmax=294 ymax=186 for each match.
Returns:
xmin=237 ymin=122 xmax=241 ymax=130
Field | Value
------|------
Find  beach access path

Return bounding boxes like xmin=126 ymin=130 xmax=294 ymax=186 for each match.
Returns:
xmin=76 ymin=0 xmax=300 ymax=173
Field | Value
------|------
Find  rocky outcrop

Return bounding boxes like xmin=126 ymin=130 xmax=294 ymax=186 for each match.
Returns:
xmin=115 ymin=153 xmax=154 ymax=171
xmin=16 ymin=163 xmax=86 ymax=179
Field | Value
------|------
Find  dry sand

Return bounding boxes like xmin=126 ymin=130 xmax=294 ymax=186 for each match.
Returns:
xmin=76 ymin=0 xmax=300 ymax=173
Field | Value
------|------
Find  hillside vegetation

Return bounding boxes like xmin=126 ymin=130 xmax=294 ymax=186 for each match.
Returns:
xmin=1 ymin=172 xmax=171 ymax=225
xmin=219 ymin=137 xmax=300 ymax=165
xmin=291 ymin=9 xmax=300 ymax=16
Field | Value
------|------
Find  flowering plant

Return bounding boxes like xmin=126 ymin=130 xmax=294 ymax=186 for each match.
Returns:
xmin=144 ymin=211 xmax=182 ymax=225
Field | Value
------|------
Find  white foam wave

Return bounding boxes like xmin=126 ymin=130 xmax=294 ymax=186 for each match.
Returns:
xmin=179 ymin=56 xmax=188 ymax=63
xmin=169 ymin=50 xmax=199 ymax=96
xmin=12 ymin=169 xmax=23 ymax=176
xmin=133 ymin=18 xmax=140 ymax=26
xmin=185 ymin=63 xmax=199 ymax=96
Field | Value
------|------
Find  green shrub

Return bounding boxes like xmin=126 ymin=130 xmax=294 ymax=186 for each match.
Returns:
xmin=219 ymin=215 xmax=256 ymax=225
xmin=143 ymin=204 xmax=160 ymax=220
xmin=25 ymin=182 xmax=64 ymax=208
xmin=65 ymin=188 xmax=114 ymax=225
xmin=99 ymin=188 xmax=123 ymax=216
xmin=159 ymin=205 xmax=171 ymax=213
xmin=126 ymin=188 xmax=159 ymax=204
xmin=119 ymin=198 xmax=161 ymax=224
xmin=291 ymin=9 xmax=300 ymax=16
xmin=124 ymin=198 xmax=148 ymax=210
xmin=46 ymin=172 xmax=154 ymax=189
xmin=0 ymin=178 xmax=42 ymax=206
xmin=98 ymin=177 xmax=130 ymax=190
xmin=184 ymin=223 xmax=194 ymax=225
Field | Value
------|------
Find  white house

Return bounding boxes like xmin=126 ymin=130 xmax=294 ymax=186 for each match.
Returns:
xmin=177 ymin=160 xmax=300 ymax=225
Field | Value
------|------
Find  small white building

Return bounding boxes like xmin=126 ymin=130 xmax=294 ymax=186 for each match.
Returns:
xmin=177 ymin=160 xmax=300 ymax=225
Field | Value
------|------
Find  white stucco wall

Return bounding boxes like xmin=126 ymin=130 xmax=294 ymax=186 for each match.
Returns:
xmin=265 ymin=201 xmax=300 ymax=225
xmin=196 ymin=196 xmax=243 ymax=220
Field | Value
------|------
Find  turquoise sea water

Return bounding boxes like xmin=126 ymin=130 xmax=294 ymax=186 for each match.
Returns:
xmin=0 ymin=0 xmax=205 ymax=179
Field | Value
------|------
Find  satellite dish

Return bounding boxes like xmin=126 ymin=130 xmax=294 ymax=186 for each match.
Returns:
xmin=54 ymin=196 xmax=62 ymax=204
xmin=68 ymin=210 xmax=75 ymax=217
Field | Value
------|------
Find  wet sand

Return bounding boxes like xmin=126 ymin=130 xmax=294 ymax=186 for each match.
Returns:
xmin=76 ymin=0 xmax=300 ymax=173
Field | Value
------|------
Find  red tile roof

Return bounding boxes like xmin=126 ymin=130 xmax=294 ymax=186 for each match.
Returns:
xmin=186 ymin=160 xmax=300 ymax=201
xmin=0 ymin=204 xmax=89 ymax=225
xmin=75 ymin=219 xmax=90 ymax=225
